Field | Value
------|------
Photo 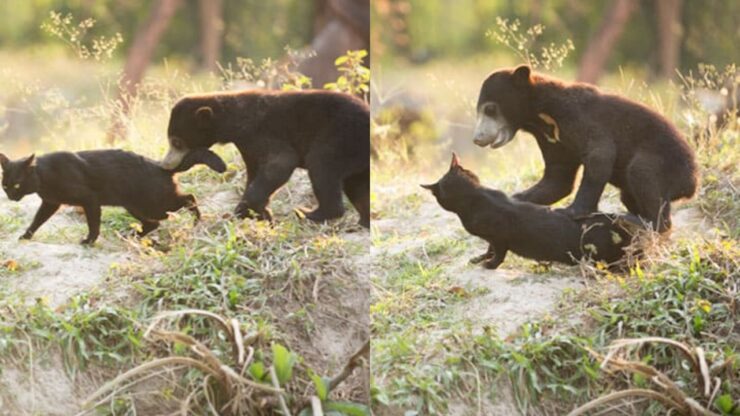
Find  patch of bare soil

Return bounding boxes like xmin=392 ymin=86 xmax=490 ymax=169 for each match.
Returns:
xmin=371 ymin=174 xmax=707 ymax=414
xmin=373 ymin=190 xmax=585 ymax=338
xmin=0 ymin=359 xmax=90 ymax=416
xmin=0 ymin=177 xmax=371 ymax=411
xmin=0 ymin=195 xmax=129 ymax=308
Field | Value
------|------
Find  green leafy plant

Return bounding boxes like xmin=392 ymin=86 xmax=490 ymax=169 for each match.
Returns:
xmin=324 ymin=50 xmax=370 ymax=99
xmin=80 ymin=311 xmax=368 ymax=415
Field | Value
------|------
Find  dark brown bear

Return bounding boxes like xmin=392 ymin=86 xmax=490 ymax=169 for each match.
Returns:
xmin=422 ymin=154 xmax=641 ymax=269
xmin=472 ymin=65 xmax=698 ymax=232
xmin=160 ymin=89 xmax=370 ymax=228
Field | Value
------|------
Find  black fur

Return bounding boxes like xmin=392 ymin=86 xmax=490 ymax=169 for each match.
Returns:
xmin=162 ymin=89 xmax=370 ymax=227
xmin=0 ymin=149 xmax=222 ymax=244
xmin=423 ymin=154 xmax=641 ymax=269
xmin=175 ymin=147 xmax=227 ymax=173
xmin=475 ymin=65 xmax=699 ymax=232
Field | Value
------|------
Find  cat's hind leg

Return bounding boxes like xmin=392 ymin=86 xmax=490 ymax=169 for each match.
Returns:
xmin=125 ymin=207 xmax=161 ymax=237
xmin=180 ymin=194 xmax=200 ymax=223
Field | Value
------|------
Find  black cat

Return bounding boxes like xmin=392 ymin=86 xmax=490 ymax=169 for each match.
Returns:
xmin=0 ymin=148 xmax=226 ymax=244
xmin=422 ymin=154 xmax=643 ymax=269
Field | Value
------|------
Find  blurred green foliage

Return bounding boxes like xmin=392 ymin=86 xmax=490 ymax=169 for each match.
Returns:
xmin=0 ymin=0 xmax=313 ymax=63
xmin=373 ymin=0 xmax=740 ymax=72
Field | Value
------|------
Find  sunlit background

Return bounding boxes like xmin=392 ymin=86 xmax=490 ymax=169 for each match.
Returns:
xmin=0 ymin=0 xmax=369 ymax=157
xmin=370 ymin=0 xmax=739 ymax=188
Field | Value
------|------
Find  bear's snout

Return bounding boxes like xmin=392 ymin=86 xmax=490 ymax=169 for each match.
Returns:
xmin=160 ymin=144 xmax=189 ymax=170
xmin=473 ymin=127 xmax=514 ymax=148
xmin=472 ymin=111 xmax=514 ymax=148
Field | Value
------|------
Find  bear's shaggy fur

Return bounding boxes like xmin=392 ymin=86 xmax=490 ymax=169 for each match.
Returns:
xmin=472 ymin=65 xmax=698 ymax=232
xmin=423 ymin=154 xmax=641 ymax=269
xmin=161 ymin=89 xmax=370 ymax=227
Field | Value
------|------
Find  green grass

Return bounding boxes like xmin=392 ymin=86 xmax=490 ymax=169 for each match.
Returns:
xmin=370 ymin=54 xmax=739 ymax=414
xmin=0 ymin=42 xmax=371 ymax=414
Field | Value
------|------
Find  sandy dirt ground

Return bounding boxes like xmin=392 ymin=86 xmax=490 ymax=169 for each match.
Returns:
xmin=371 ymin=174 xmax=707 ymax=414
xmin=0 ymin=170 xmax=370 ymax=415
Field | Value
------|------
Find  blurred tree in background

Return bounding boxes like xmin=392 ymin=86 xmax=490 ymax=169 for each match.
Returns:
xmin=0 ymin=0 xmax=314 ymax=65
xmin=0 ymin=0 xmax=369 ymax=141
xmin=372 ymin=0 xmax=740 ymax=83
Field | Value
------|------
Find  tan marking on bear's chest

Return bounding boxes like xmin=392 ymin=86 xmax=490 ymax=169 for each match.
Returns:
xmin=538 ymin=113 xmax=561 ymax=144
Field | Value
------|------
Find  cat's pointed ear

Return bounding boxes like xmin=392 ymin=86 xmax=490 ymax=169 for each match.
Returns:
xmin=22 ymin=154 xmax=36 ymax=169
xmin=0 ymin=153 xmax=8 ymax=169
xmin=420 ymin=182 xmax=439 ymax=192
xmin=450 ymin=152 xmax=461 ymax=169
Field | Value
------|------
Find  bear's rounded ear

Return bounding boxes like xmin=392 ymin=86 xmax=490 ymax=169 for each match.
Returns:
xmin=195 ymin=106 xmax=214 ymax=128
xmin=513 ymin=65 xmax=531 ymax=87
xmin=0 ymin=153 xmax=8 ymax=168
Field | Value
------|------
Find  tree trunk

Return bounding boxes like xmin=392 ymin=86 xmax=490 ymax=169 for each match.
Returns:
xmin=298 ymin=0 xmax=369 ymax=88
xmin=576 ymin=0 xmax=636 ymax=84
xmin=199 ymin=0 xmax=224 ymax=72
xmin=655 ymin=0 xmax=682 ymax=79
xmin=108 ymin=0 xmax=182 ymax=142
xmin=121 ymin=0 xmax=182 ymax=98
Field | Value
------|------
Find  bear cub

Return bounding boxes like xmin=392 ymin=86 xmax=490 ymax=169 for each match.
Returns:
xmin=423 ymin=154 xmax=642 ymax=269
xmin=0 ymin=148 xmax=225 ymax=244
xmin=160 ymin=89 xmax=370 ymax=228
xmin=473 ymin=65 xmax=698 ymax=232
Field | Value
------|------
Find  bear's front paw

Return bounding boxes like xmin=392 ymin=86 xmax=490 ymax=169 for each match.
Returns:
xmin=260 ymin=208 xmax=273 ymax=223
xmin=234 ymin=203 xmax=255 ymax=219
xmin=235 ymin=203 xmax=272 ymax=222
xmin=80 ymin=237 xmax=97 ymax=245
xmin=19 ymin=231 xmax=33 ymax=240
xmin=297 ymin=207 xmax=342 ymax=224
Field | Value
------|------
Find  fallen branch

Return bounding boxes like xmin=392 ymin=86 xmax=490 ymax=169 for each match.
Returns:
xmin=328 ymin=339 xmax=370 ymax=391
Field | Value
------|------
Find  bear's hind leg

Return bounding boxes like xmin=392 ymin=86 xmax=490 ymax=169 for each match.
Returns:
xmin=342 ymin=169 xmax=369 ymax=228
xmin=619 ymin=190 xmax=640 ymax=215
xmin=303 ymin=166 xmax=346 ymax=224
